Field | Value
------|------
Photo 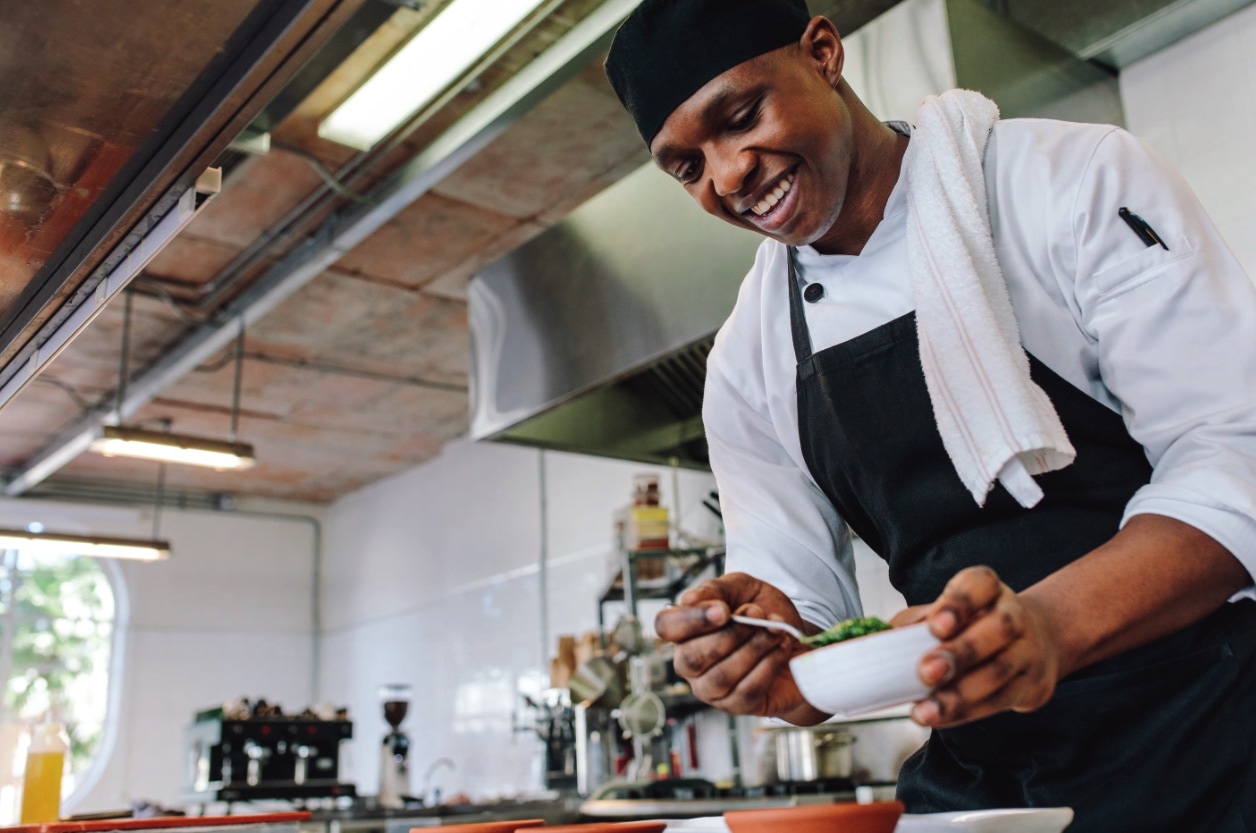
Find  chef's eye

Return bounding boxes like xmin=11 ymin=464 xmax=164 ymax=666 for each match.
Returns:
xmin=675 ymin=159 xmax=702 ymax=184
xmin=728 ymin=101 xmax=761 ymax=132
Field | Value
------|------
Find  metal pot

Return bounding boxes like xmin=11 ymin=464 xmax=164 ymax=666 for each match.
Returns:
xmin=569 ymin=654 xmax=627 ymax=709
xmin=774 ymin=727 xmax=856 ymax=782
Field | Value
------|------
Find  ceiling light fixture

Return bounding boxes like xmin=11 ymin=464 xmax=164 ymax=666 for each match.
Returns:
xmin=91 ymin=305 xmax=257 ymax=471
xmin=318 ymin=0 xmax=552 ymax=150
xmin=0 ymin=529 xmax=170 ymax=562
xmin=90 ymin=426 xmax=256 ymax=471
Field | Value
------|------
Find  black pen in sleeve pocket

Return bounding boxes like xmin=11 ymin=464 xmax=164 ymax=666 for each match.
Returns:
xmin=1119 ymin=207 xmax=1170 ymax=250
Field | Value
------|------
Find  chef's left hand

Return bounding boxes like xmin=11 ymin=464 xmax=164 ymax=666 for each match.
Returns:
xmin=891 ymin=566 xmax=1063 ymax=729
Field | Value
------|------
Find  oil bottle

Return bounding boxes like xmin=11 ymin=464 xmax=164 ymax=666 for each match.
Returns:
xmin=19 ymin=721 xmax=68 ymax=823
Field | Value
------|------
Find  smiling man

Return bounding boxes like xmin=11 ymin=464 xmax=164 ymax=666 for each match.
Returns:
xmin=604 ymin=0 xmax=1256 ymax=830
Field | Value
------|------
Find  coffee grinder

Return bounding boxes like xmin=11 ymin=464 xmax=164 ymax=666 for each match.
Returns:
xmin=378 ymin=683 xmax=412 ymax=807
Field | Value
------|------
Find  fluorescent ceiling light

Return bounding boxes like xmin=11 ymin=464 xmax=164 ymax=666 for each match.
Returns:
xmin=0 ymin=529 xmax=170 ymax=562
xmin=90 ymin=427 xmax=256 ymax=471
xmin=319 ymin=0 xmax=549 ymax=150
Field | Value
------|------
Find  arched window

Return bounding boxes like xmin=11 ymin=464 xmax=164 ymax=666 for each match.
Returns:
xmin=0 ymin=548 xmax=117 ymax=816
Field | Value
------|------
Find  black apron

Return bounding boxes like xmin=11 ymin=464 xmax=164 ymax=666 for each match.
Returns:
xmin=785 ymin=250 xmax=1256 ymax=832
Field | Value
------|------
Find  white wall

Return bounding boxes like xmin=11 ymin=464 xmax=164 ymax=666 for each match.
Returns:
xmin=0 ymin=497 xmax=323 ymax=813
xmin=1120 ymin=2 xmax=1256 ymax=278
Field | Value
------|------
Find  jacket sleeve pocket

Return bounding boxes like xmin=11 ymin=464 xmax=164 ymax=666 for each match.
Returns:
xmin=1089 ymin=233 xmax=1196 ymax=299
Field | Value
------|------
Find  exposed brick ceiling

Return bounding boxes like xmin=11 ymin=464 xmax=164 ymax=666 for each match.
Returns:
xmin=0 ymin=0 xmax=649 ymax=503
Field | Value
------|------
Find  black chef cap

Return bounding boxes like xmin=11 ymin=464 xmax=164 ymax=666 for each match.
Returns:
xmin=605 ymin=0 xmax=812 ymax=148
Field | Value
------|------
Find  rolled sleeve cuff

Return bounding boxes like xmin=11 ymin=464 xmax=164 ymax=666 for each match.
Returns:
xmin=1122 ymin=491 xmax=1256 ymax=602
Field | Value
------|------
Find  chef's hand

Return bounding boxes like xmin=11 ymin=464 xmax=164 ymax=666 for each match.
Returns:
xmin=892 ymin=566 xmax=1063 ymax=729
xmin=655 ymin=572 xmax=828 ymax=724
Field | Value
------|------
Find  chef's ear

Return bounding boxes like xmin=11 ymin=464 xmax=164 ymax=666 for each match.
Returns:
xmin=800 ymin=16 xmax=844 ymax=89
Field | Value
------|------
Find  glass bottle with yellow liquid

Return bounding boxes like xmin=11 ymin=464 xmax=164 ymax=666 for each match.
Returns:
xmin=20 ymin=722 xmax=68 ymax=823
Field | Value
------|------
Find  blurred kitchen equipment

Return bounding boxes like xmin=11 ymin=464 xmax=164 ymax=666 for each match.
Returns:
xmin=517 ymin=688 xmax=577 ymax=791
xmin=569 ymin=655 xmax=627 ymax=709
xmin=617 ymin=692 xmax=666 ymax=741
xmin=180 ymin=700 xmax=355 ymax=805
xmin=377 ymin=684 xmax=412 ymax=808
xmin=573 ymin=544 xmax=739 ymax=796
xmin=419 ymin=756 xmax=455 ymax=805
xmin=612 ymin=616 xmax=648 ymax=657
xmin=773 ymin=727 xmax=856 ymax=782
xmin=627 ymin=653 xmax=667 ymax=694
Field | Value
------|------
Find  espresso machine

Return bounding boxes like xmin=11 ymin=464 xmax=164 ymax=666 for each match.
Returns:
xmin=377 ymin=684 xmax=412 ymax=807
xmin=181 ymin=700 xmax=356 ymax=805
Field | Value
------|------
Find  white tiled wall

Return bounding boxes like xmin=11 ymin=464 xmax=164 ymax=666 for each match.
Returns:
xmin=1120 ymin=2 xmax=1256 ymax=278
xmin=0 ymin=497 xmax=322 ymax=813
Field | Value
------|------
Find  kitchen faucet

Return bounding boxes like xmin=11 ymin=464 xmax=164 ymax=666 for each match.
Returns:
xmin=421 ymin=756 xmax=455 ymax=805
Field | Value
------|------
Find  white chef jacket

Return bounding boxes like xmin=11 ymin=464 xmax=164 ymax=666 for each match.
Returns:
xmin=704 ymin=117 xmax=1256 ymax=630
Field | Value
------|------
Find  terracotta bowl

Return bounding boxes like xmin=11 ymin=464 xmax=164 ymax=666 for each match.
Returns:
xmin=725 ymin=801 xmax=905 ymax=833
xmin=411 ymin=820 xmax=545 ymax=833
xmin=539 ymin=823 xmax=666 ymax=833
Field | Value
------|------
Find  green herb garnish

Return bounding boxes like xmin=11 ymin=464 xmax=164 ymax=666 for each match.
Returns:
xmin=801 ymin=616 xmax=892 ymax=647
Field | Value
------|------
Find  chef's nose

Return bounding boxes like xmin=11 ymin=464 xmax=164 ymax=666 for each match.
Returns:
xmin=709 ymin=145 xmax=755 ymax=199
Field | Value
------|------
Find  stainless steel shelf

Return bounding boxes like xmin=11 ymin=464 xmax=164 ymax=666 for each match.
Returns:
xmin=597 ymin=546 xmax=725 ymax=630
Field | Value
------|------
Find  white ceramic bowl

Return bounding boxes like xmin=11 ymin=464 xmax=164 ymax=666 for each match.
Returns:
xmin=790 ymin=623 xmax=940 ymax=717
xmin=895 ymin=808 xmax=1075 ymax=832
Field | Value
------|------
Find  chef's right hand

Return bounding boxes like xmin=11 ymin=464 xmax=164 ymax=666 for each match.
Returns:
xmin=655 ymin=572 xmax=829 ymax=724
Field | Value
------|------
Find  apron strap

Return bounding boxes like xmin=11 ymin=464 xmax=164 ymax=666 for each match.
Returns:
xmin=785 ymin=247 xmax=816 ymax=378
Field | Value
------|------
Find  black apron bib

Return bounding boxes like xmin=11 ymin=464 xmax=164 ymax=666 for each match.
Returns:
xmin=785 ymin=250 xmax=1256 ymax=832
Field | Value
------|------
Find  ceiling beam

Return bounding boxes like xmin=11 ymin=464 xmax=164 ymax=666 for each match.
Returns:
xmin=0 ymin=177 xmax=221 ymax=418
xmin=3 ymin=0 xmax=643 ymax=497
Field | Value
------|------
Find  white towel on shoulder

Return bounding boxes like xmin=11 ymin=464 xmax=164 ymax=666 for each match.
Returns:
xmin=904 ymin=89 xmax=1075 ymax=508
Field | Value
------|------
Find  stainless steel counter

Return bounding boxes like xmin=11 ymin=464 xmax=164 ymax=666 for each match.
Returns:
xmin=579 ymin=785 xmax=899 ymax=819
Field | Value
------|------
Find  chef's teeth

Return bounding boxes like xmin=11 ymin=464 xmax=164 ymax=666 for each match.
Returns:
xmin=752 ymin=173 xmax=794 ymax=216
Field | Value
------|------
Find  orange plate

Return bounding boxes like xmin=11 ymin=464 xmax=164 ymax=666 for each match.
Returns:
xmin=410 ymin=821 xmax=545 ymax=833
xmin=725 ymin=802 xmax=904 ymax=833
xmin=540 ymin=823 xmax=665 ymax=833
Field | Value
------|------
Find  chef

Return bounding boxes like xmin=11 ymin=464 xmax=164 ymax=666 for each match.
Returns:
xmin=603 ymin=0 xmax=1256 ymax=830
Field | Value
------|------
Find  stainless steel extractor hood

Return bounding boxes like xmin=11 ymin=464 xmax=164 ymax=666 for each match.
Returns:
xmin=468 ymin=164 xmax=762 ymax=468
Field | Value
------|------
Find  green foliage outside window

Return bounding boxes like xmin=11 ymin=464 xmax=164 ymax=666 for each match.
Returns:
xmin=0 ymin=550 xmax=115 ymax=792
